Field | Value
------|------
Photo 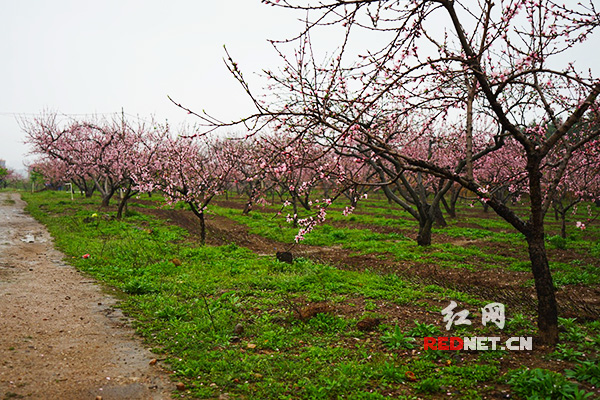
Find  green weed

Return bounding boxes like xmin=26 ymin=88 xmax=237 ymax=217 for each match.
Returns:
xmin=407 ymin=320 xmax=441 ymax=337
xmin=548 ymin=235 xmax=567 ymax=249
xmin=380 ymin=326 xmax=416 ymax=349
xmin=565 ymin=360 xmax=600 ymax=386
xmin=414 ymin=377 xmax=442 ymax=394
xmin=507 ymin=368 xmax=593 ymax=399
xmin=549 ymin=344 xmax=585 ymax=362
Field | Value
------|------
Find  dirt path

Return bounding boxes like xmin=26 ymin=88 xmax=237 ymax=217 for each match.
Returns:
xmin=0 ymin=193 xmax=174 ymax=400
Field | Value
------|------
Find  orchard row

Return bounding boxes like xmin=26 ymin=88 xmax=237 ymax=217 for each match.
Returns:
xmin=23 ymin=112 xmax=598 ymax=246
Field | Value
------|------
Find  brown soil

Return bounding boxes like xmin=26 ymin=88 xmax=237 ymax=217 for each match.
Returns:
xmin=0 ymin=193 xmax=174 ymax=400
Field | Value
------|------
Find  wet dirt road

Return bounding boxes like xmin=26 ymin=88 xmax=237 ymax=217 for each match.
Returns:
xmin=0 ymin=192 xmax=174 ymax=399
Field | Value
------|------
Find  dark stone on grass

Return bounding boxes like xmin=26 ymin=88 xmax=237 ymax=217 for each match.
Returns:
xmin=298 ymin=303 xmax=331 ymax=321
xmin=356 ymin=318 xmax=381 ymax=332
xmin=233 ymin=323 xmax=244 ymax=335
xmin=276 ymin=251 xmax=293 ymax=264
xmin=171 ymin=258 xmax=182 ymax=266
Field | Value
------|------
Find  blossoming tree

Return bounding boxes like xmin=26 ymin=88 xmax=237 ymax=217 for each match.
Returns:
xmin=134 ymin=132 xmax=235 ymax=245
xmin=177 ymin=0 xmax=600 ymax=345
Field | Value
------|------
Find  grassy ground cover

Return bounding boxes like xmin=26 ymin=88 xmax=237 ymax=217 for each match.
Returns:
xmin=22 ymin=191 xmax=600 ymax=399
xmin=208 ymin=202 xmax=600 ymax=288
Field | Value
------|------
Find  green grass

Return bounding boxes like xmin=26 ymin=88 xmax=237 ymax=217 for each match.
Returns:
xmin=209 ymin=205 xmax=528 ymax=274
xmin=20 ymin=191 xmax=600 ymax=399
xmin=507 ymin=367 xmax=594 ymax=399
xmin=206 ymin=198 xmax=600 ymax=287
xmin=518 ymin=261 xmax=600 ymax=288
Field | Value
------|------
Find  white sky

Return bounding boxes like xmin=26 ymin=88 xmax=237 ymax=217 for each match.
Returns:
xmin=0 ymin=1 xmax=308 ymax=173
xmin=1 ymin=1 xmax=598 ymax=174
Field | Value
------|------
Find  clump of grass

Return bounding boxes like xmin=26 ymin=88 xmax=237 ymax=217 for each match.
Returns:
xmin=565 ymin=360 xmax=600 ymax=386
xmin=380 ymin=326 xmax=416 ymax=349
xmin=547 ymin=234 xmax=567 ymax=249
xmin=507 ymin=368 xmax=593 ymax=399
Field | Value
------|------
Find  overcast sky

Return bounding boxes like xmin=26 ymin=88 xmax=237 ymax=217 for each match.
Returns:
xmin=2 ymin=1 xmax=599 ymax=175
xmin=0 ymin=1 xmax=308 ymax=173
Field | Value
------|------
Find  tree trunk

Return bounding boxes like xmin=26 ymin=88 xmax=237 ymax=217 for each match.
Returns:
xmin=188 ymin=202 xmax=207 ymax=245
xmin=85 ymin=185 xmax=94 ymax=198
xmin=417 ymin=217 xmax=433 ymax=246
xmin=449 ymin=186 xmax=460 ymax=218
xmin=243 ymin=187 xmax=257 ymax=215
xmin=116 ymin=196 xmax=127 ymax=219
xmin=560 ymin=212 xmax=567 ymax=239
xmin=101 ymin=191 xmax=115 ymax=207
xmin=199 ymin=211 xmax=206 ymax=245
xmin=433 ymin=202 xmax=447 ymax=227
xmin=322 ymin=182 xmax=330 ymax=198
xmin=482 ymin=201 xmax=490 ymax=212
xmin=527 ymin=158 xmax=559 ymax=345
xmin=526 ymin=232 xmax=559 ymax=345
xmin=440 ymin=195 xmax=455 ymax=218
xmin=116 ymin=186 xmax=133 ymax=220
xmin=74 ymin=178 xmax=94 ymax=198
xmin=95 ymin=178 xmax=116 ymax=207
xmin=553 ymin=201 xmax=569 ymax=239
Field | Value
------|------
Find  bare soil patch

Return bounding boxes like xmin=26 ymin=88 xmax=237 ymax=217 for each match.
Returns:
xmin=0 ymin=193 xmax=174 ymax=400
